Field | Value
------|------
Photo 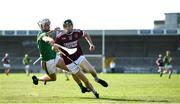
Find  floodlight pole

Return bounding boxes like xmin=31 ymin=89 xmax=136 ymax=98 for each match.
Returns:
xmin=102 ymin=30 xmax=106 ymax=73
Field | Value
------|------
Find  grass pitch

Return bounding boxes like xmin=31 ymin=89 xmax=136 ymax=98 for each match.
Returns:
xmin=0 ymin=73 xmax=180 ymax=104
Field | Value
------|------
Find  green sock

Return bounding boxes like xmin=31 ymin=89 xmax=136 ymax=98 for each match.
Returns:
xmin=78 ymin=83 xmax=84 ymax=89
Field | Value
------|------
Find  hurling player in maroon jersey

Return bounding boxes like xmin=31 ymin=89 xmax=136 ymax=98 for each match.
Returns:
xmin=56 ymin=19 xmax=108 ymax=87
xmin=55 ymin=19 xmax=108 ymax=97
xmin=1 ymin=53 xmax=11 ymax=76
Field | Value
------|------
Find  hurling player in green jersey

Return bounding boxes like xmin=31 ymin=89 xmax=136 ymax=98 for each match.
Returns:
xmin=163 ymin=50 xmax=173 ymax=79
xmin=23 ymin=54 xmax=31 ymax=76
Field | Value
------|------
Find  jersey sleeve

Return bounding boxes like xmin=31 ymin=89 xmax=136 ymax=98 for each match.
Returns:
xmin=75 ymin=29 xmax=84 ymax=38
xmin=37 ymin=32 xmax=47 ymax=41
xmin=23 ymin=58 xmax=25 ymax=64
xmin=79 ymin=30 xmax=84 ymax=37
xmin=55 ymin=35 xmax=63 ymax=45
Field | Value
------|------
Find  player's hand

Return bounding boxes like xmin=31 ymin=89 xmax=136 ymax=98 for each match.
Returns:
xmin=89 ymin=44 xmax=95 ymax=52
xmin=52 ymin=44 xmax=59 ymax=52
xmin=49 ymin=40 xmax=55 ymax=45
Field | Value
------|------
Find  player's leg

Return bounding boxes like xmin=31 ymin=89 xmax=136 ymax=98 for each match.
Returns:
xmin=37 ymin=73 xmax=56 ymax=81
xmin=32 ymin=73 xmax=57 ymax=85
xmin=159 ymin=67 xmax=163 ymax=77
xmin=25 ymin=69 xmax=29 ymax=76
xmin=32 ymin=60 xmax=57 ymax=85
xmin=6 ymin=68 xmax=10 ymax=75
xmin=157 ymin=67 xmax=161 ymax=72
xmin=168 ymin=69 xmax=172 ymax=79
xmin=56 ymin=58 xmax=89 ymax=93
xmin=64 ymin=71 xmax=70 ymax=81
xmin=4 ymin=64 xmax=10 ymax=76
xmin=56 ymin=59 xmax=70 ymax=81
xmin=72 ymin=74 xmax=90 ymax=93
xmin=66 ymin=61 xmax=99 ymax=98
xmin=75 ymin=70 xmax=99 ymax=98
xmin=25 ymin=65 xmax=30 ymax=76
xmin=163 ymin=65 xmax=168 ymax=74
xmin=168 ymin=65 xmax=173 ymax=79
xmin=79 ymin=56 xmax=108 ymax=87
xmin=5 ymin=68 xmax=8 ymax=76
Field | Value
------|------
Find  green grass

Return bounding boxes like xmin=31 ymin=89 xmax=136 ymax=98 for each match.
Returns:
xmin=0 ymin=73 xmax=180 ymax=104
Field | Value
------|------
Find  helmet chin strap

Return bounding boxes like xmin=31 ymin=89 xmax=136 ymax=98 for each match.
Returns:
xmin=42 ymin=29 xmax=50 ymax=32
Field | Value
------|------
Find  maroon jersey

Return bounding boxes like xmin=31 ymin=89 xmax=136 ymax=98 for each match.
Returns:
xmin=55 ymin=29 xmax=84 ymax=65
xmin=2 ymin=56 xmax=10 ymax=64
xmin=156 ymin=58 xmax=164 ymax=67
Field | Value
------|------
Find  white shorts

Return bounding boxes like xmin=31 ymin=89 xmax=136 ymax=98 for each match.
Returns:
xmin=25 ymin=65 xmax=30 ymax=71
xmin=3 ymin=64 xmax=11 ymax=69
xmin=41 ymin=55 xmax=61 ymax=74
xmin=165 ymin=65 xmax=173 ymax=70
xmin=158 ymin=66 xmax=164 ymax=72
xmin=66 ymin=55 xmax=86 ymax=74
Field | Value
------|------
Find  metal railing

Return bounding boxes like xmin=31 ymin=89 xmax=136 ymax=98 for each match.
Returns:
xmin=0 ymin=29 xmax=180 ymax=36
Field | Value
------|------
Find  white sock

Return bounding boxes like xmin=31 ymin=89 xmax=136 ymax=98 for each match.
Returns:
xmin=94 ymin=77 xmax=99 ymax=82
xmin=92 ymin=89 xmax=98 ymax=94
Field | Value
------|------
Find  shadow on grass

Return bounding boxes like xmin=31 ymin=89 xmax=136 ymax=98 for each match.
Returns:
xmin=1 ymin=96 xmax=170 ymax=103
xmin=78 ymin=97 xmax=169 ymax=103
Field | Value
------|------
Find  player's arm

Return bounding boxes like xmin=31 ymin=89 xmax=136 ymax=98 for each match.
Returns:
xmin=52 ymin=44 xmax=60 ymax=52
xmin=169 ymin=57 xmax=172 ymax=63
xmin=42 ymin=35 xmax=55 ymax=45
xmin=156 ymin=58 xmax=159 ymax=66
xmin=163 ymin=56 xmax=166 ymax=62
xmin=83 ymin=31 xmax=95 ymax=52
xmin=42 ymin=36 xmax=61 ymax=52
xmin=22 ymin=58 xmax=25 ymax=64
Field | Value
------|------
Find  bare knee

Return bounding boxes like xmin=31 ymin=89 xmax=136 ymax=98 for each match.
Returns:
xmin=56 ymin=59 xmax=69 ymax=72
xmin=75 ymin=71 xmax=89 ymax=83
xmin=81 ymin=77 xmax=89 ymax=83
xmin=80 ymin=61 xmax=95 ymax=73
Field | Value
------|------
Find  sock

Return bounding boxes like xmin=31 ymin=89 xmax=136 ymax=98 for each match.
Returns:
xmin=169 ymin=74 xmax=172 ymax=79
xmin=78 ymin=83 xmax=84 ymax=89
xmin=160 ymin=73 xmax=163 ymax=77
xmin=92 ymin=89 xmax=98 ymax=94
xmin=94 ymin=77 xmax=99 ymax=82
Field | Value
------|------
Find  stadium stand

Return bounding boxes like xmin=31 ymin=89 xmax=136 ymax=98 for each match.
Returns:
xmin=0 ymin=29 xmax=180 ymax=73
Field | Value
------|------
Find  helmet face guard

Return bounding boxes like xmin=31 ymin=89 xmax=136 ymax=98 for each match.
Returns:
xmin=63 ymin=19 xmax=73 ymax=28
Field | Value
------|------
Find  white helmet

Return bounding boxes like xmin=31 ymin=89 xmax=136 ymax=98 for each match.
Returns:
xmin=158 ymin=54 xmax=162 ymax=58
xmin=38 ymin=18 xmax=51 ymax=30
xmin=5 ymin=53 xmax=9 ymax=57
